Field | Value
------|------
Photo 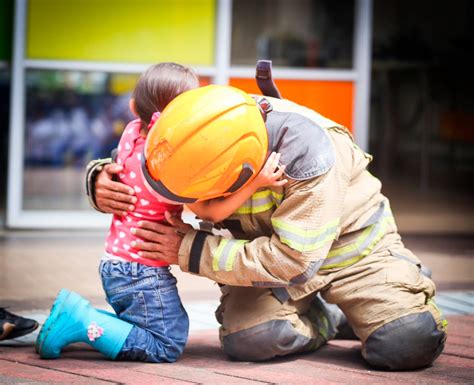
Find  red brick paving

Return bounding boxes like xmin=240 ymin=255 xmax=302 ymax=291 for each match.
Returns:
xmin=0 ymin=315 xmax=472 ymax=384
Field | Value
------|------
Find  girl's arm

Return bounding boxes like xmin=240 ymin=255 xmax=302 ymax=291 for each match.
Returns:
xmin=188 ymin=152 xmax=287 ymax=223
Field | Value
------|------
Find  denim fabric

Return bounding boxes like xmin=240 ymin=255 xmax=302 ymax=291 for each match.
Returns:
xmin=266 ymin=111 xmax=335 ymax=180
xmin=99 ymin=260 xmax=189 ymax=363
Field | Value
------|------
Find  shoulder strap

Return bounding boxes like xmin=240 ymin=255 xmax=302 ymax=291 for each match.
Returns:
xmin=256 ymin=60 xmax=282 ymax=99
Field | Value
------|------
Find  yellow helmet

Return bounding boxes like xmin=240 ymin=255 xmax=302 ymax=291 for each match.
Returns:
xmin=142 ymin=85 xmax=268 ymax=203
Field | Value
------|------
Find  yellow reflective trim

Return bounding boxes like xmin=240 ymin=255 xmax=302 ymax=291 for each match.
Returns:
xmin=271 ymin=191 xmax=284 ymax=200
xmin=253 ymin=201 xmax=275 ymax=213
xmin=234 ymin=189 xmax=284 ymax=215
xmin=235 ymin=205 xmax=252 ymax=214
xmin=273 ymin=218 xmax=339 ymax=238
xmin=235 ymin=189 xmax=283 ymax=214
xmin=271 ymin=191 xmax=284 ymax=206
xmin=307 ymin=232 xmax=339 ymax=251
xmin=278 ymin=232 xmax=337 ymax=253
xmin=212 ymin=239 xmax=248 ymax=272
xmin=325 ymin=215 xmax=394 ymax=260
xmin=272 ymin=218 xmax=303 ymax=236
xmin=235 ymin=190 xmax=270 ymax=214
xmin=225 ymin=240 xmax=248 ymax=271
xmin=252 ymin=190 xmax=272 ymax=200
xmin=428 ymin=298 xmax=441 ymax=314
xmin=322 ymin=218 xmax=389 ymax=269
xmin=212 ymin=239 xmax=229 ymax=272
xmin=326 ymin=224 xmax=373 ymax=259
xmin=235 ymin=201 xmax=275 ymax=214
xmin=272 ymin=218 xmax=339 ymax=252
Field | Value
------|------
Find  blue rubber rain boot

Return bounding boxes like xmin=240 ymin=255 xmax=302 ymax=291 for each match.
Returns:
xmin=35 ymin=305 xmax=118 ymax=354
xmin=36 ymin=289 xmax=133 ymax=359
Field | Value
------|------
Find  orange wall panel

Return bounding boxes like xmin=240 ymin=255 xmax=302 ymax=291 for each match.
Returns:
xmin=229 ymin=78 xmax=354 ymax=130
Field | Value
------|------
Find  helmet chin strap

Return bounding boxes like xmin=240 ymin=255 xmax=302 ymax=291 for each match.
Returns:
xmin=224 ymin=163 xmax=255 ymax=194
xmin=152 ymin=191 xmax=182 ymax=205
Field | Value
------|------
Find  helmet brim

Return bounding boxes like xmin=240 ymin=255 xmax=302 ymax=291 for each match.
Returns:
xmin=141 ymin=153 xmax=197 ymax=204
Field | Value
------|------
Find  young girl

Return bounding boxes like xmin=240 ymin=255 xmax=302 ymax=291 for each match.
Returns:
xmin=36 ymin=63 xmax=287 ymax=363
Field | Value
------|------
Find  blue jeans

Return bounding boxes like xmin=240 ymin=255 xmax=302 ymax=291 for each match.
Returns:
xmin=99 ymin=260 xmax=189 ymax=362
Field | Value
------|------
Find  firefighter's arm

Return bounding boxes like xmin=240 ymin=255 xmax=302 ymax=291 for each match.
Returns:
xmin=177 ymin=165 xmax=349 ymax=287
xmin=85 ymin=158 xmax=136 ymax=215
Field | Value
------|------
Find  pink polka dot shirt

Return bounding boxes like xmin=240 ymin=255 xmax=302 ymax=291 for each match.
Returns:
xmin=104 ymin=118 xmax=182 ymax=267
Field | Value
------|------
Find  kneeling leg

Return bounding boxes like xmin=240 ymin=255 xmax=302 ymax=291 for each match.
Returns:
xmin=216 ymin=286 xmax=340 ymax=361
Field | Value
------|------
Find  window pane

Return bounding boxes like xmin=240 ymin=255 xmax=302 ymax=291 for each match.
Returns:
xmin=231 ymin=0 xmax=354 ymax=68
xmin=369 ymin=0 xmax=474 ymax=233
xmin=23 ymin=70 xmax=211 ymax=211
xmin=24 ymin=70 xmax=136 ymax=211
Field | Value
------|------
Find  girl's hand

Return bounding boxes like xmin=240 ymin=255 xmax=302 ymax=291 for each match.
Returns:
xmin=253 ymin=152 xmax=288 ymax=188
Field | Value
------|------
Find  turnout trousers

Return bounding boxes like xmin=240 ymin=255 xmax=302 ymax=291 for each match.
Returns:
xmin=216 ymin=232 xmax=447 ymax=370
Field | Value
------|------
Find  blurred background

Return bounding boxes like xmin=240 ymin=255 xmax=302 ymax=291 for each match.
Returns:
xmin=0 ymin=0 xmax=472 ymax=307
xmin=1 ymin=0 xmax=473 ymax=232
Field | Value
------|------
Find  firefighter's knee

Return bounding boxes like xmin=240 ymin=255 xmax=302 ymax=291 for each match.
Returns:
xmin=222 ymin=319 xmax=312 ymax=362
xmin=363 ymin=311 xmax=446 ymax=370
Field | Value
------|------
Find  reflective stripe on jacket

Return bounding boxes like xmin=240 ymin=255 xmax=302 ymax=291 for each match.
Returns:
xmin=178 ymin=98 xmax=397 ymax=301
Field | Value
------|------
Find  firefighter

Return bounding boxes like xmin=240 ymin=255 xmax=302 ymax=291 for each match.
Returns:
xmin=87 ymin=85 xmax=447 ymax=370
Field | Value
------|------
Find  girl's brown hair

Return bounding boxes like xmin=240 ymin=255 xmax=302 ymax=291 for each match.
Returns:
xmin=133 ymin=62 xmax=199 ymax=132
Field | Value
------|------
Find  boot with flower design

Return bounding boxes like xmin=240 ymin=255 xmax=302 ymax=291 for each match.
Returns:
xmin=36 ymin=289 xmax=133 ymax=359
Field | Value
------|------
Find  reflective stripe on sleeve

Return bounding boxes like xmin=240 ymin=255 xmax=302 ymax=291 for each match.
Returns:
xmin=212 ymin=239 xmax=248 ymax=272
xmin=271 ymin=218 xmax=340 ymax=252
xmin=321 ymin=207 xmax=395 ymax=270
xmin=236 ymin=189 xmax=283 ymax=214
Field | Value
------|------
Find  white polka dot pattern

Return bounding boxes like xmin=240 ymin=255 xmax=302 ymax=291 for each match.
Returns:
xmin=104 ymin=119 xmax=182 ymax=267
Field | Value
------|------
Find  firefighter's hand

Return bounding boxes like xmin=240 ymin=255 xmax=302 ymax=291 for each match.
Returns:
xmin=95 ymin=164 xmax=137 ymax=216
xmin=131 ymin=212 xmax=192 ymax=264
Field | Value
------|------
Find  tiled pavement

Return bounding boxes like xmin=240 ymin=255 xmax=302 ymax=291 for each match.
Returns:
xmin=0 ymin=315 xmax=473 ymax=384
xmin=1 ymin=293 xmax=473 ymax=384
